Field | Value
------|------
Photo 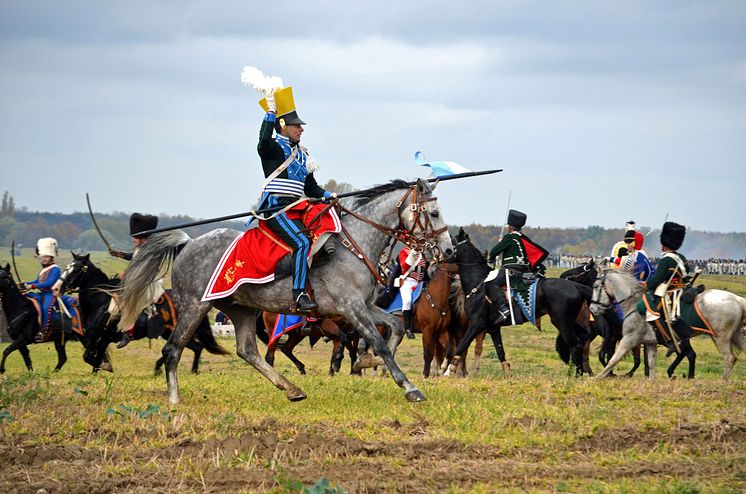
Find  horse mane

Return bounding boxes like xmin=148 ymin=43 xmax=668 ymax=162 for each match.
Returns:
xmin=353 ymin=179 xmax=412 ymax=208
xmin=458 ymin=236 xmax=487 ymax=265
xmin=606 ymin=269 xmax=645 ymax=296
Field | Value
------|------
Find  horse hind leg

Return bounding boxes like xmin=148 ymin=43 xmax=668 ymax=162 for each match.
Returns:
xmin=712 ymin=331 xmax=738 ymax=380
xmin=230 ymin=307 xmax=306 ymax=402
xmin=162 ymin=301 xmax=212 ymax=405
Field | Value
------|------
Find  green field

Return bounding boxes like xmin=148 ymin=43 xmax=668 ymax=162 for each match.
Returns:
xmin=1 ymin=253 xmax=745 ymax=493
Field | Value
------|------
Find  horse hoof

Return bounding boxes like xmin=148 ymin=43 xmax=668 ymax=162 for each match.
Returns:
xmin=287 ymin=388 xmax=307 ymax=402
xmin=353 ymin=353 xmax=384 ymax=371
xmin=99 ymin=362 xmax=114 ymax=373
xmin=405 ymin=389 xmax=427 ymax=402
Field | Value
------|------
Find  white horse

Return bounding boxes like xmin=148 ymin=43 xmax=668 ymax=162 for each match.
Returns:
xmin=590 ymin=269 xmax=746 ymax=379
xmin=117 ymin=179 xmax=453 ymax=405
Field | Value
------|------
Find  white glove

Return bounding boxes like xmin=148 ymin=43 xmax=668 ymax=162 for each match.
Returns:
xmin=265 ymin=90 xmax=277 ymax=113
xmin=405 ymin=249 xmax=419 ymax=266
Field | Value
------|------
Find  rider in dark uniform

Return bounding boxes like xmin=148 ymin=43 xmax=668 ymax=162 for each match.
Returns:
xmin=642 ymin=221 xmax=689 ymax=354
xmin=643 ymin=222 xmax=689 ymax=315
xmin=485 ymin=209 xmax=548 ymax=324
xmin=109 ymin=213 xmax=161 ymax=348
xmin=257 ymin=87 xmax=335 ymax=313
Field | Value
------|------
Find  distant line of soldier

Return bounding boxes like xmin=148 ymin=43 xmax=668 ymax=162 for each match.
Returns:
xmin=549 ymin=254 xmax=746 ymax=276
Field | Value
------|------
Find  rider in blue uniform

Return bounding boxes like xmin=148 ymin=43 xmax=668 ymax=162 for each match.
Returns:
xmin=257 ymin=87 xmax=336 ymax=313
xmin=22 ymin=238 xmax=76 ymax=342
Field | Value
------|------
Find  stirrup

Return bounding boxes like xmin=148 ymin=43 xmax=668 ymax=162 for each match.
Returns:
xmin=494 ymin=309 xmax=509 ymax=325
xmin=294 ymin=292 xmax=318 ymax=313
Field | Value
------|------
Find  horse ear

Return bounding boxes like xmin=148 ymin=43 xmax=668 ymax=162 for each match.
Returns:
xmin=416 ymin=178 xmax=431 ymax=195
xmin=3 ymin=263 xmax=9 ymax=272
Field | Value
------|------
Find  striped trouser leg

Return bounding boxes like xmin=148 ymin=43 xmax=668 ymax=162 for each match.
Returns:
xmin=266 ymin=210 xmax=311 ymax=291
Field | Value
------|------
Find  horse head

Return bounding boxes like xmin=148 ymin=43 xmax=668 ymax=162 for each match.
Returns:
xmin=58 ymin=252 xmax=91 ymax=293
xmin=560 ymin=258 xmax=598 ymax=287
xmin=590 ymin=270 xmax=641 ymax=316
xmin=0 ymin=263 xmax=15 ymax=293
xmin=400 ymin=178 xmax=453 ymax=264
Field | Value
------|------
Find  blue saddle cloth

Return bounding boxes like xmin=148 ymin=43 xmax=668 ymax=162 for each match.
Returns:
xmin=511 ymin=279 xmax=539 ymax=326
xmin=382 ymin=282 xmax=423 ymax=314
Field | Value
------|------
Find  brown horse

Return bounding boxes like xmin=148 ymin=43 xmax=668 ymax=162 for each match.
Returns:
xmin=415 ymin=263 xmax=460 ymax=377
xmin=257 ymin=311 xmax=359 ymax=376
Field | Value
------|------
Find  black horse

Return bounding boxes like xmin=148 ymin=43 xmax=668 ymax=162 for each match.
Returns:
xmin=0 ymin=263 xmax=87 ymax=373
xmin=59 ymin=253 xmax=230 ymax=374
xmin=447 ymin=229 xmax=593 ymax=376
xmin=558 ymin=259 xmax=644 ymax=376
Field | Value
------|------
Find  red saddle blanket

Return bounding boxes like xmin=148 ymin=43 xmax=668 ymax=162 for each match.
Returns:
xmin=202 ymin=202 xmax=341 ymax=301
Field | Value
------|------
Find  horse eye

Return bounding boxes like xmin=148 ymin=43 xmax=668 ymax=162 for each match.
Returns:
xmin=430 ymin=210 xmax=440 ymax=218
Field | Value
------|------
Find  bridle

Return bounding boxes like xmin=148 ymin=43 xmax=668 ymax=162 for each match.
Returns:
xmin=58 ymin=258 xmax=87 ymax=292
xmin=590 ymin=273 xmax=635 ymax=310
xmin=334 ymin=184 xmax=450 ymax=285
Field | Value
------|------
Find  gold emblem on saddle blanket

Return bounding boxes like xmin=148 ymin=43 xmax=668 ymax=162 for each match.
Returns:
xmin=223 ymin=260 xmax=245 ymax=284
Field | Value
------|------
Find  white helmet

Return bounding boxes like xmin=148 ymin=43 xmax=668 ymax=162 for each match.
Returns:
xmin=36 ymin=237 xmax=58 ymax=258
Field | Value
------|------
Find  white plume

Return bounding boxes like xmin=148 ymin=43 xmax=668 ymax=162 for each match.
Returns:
xmin=241 ymin=66 xmax=284 ymax=94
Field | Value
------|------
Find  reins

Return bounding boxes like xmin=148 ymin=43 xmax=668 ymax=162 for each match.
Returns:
xmin=334 ymin=185 xmax=448 ymax=285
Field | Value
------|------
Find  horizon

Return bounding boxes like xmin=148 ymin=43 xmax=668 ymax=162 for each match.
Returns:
xmin=1 ymin=2 xmax=745 ymax=232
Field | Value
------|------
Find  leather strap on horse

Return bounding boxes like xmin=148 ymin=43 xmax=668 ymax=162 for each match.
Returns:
xmin=338 ymin=223 xmax=385 ymax=285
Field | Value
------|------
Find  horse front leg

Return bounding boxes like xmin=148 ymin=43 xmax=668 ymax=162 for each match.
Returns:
xmin=595 ymin=331 xmax=643 ymax=379
xmin=230 ymin=307 xmax=306 ymax=402
xmin=344 ymin=303 xmax=425 ymax=402
xmin=53 ymin=333 xmax=68 ymax=372
xmin=645 ymin=343 xmax=657 ymax=379
xmin=0 ymin=340 xmax=26 ymax=373
xmin=625 ymin=345 xmax=641 ymax=378
xmin=446 ymin=318 xmax=485 ymax=376
xmin=18 ymin=345 xmax=33 ymax=371
xmin=488 ymin=329 xmax=512 ymax=378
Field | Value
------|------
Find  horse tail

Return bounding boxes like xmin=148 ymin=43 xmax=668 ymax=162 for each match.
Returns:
xmin=555 ymin=334 xmax=571 ymax=364
xmin=194 ymin=317 xmax=231 ymax=356
xmin=118 ymin=230 xmax=191 ymax=330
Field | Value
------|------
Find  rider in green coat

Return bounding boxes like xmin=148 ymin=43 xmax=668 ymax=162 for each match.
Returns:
xmin=486 ymin=209 xmax=548 ymax=324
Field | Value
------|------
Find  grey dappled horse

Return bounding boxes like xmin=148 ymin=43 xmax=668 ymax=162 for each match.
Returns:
xmin=590 ymin=270 xmax=746 ymax=379
xmin=117 ymin=179 xmax=453 ymax=404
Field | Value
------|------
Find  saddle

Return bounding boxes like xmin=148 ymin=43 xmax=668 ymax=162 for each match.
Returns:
xmin=27 ymin=294 xmax=84 ymax=342
xmin=640 ymin=284 xmax=715 ymax=343
xmin=202 ymin=202 xmax=342 ymax=302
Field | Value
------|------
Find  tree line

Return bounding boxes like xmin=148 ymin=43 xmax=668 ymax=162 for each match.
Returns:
xmin=1 ymin=190 xmax=743 ymax=259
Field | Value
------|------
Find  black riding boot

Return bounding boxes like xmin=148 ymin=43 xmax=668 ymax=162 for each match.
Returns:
xmin=293 ymin=289 xmax=318 ymax=313
xmin=486 ymin=281 xmax=511 ymax=325
xmin=116 ymin=332 xmax=130 ymax=349
xmin=403 ymin=309 xmax=415 ymax=339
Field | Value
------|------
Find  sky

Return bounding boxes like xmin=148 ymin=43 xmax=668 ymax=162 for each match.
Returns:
xmin=1 ymin=1 xmax=745 ymax=233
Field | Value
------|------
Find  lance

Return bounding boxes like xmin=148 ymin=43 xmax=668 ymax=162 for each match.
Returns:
xmin=10 ymin=240 xmax=23 ymax=284
xmin=86 ymin=193 xmax=113 ymax=251
xmin=133 ymin=169 xmax=503 ymax=237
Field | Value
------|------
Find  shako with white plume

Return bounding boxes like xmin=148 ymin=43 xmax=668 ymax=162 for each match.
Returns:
xmin=240 ymin=66 xmax=305 ymax=129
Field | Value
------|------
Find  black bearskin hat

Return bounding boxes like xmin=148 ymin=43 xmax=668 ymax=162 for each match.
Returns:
xmin=660 ymin=221 xmax=685 ymax=250
xmin=130 ymin=213 xmax=158 ymax=238
xmin=624 ymin=229 xmax=636 ymax=242
xmin=507 ymin=209 xmax=527 ymax=230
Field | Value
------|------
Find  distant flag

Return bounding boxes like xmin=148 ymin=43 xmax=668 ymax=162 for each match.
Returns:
xmin=414 ymin=151 xmax=472 ymax=177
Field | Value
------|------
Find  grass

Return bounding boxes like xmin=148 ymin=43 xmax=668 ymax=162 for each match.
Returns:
xmin=0 ymin=256 xmax=745 ymax=492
